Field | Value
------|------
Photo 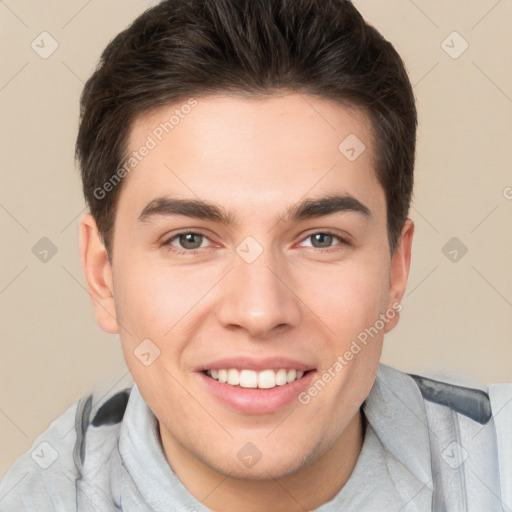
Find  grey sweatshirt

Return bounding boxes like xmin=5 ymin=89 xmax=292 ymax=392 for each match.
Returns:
xmin=0 ymin=363 xmax=509 ymax=511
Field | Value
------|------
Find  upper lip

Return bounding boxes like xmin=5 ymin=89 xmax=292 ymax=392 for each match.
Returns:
xmin=196 ymin=356 xmax=315 ymax=372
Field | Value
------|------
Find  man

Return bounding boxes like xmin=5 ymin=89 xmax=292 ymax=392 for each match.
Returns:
xmin=0 ymin=0 xmax=510 ymax=510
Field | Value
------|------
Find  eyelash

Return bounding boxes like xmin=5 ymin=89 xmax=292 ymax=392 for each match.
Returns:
xmin=162 ymin=229 xmax=349 ymax=255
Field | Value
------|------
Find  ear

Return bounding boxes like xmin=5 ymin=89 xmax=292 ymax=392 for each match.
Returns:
xmin=384 ymin=219 xmax=414 ymax=333
xmin=79 ymin=214 xmax=119 ymax=334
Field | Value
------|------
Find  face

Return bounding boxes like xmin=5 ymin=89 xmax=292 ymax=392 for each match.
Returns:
xmin=81 ymin=92 xmax=413 ymax=481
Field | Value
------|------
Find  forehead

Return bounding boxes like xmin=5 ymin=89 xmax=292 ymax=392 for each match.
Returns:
xmin=119 ymin=93 xmax=384 ymax=223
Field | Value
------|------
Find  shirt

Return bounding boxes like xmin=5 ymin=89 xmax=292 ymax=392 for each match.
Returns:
xmin=0 ymin=363 xmax=501 ymax=511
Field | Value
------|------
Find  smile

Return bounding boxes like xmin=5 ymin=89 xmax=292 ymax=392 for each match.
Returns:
xmin=198 ymin=368 xmax=316 ymax=414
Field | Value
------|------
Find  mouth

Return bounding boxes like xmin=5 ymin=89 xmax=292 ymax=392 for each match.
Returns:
xmin=197 ymin=367 xmax=317 ymax=414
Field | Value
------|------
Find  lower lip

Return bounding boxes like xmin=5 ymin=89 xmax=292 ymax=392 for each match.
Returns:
xmin=196 ymin=370 xmax=317 ymax=415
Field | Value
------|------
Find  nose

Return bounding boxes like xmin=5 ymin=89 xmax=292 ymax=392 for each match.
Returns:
xmin=215 ymin=247 xmax=302 ymax=339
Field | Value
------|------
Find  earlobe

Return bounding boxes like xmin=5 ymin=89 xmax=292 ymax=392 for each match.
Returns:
xmin=79 ymin=214 xmax=119 ymax=334
xmin=384 ymin=219 xmax=414 ymax=333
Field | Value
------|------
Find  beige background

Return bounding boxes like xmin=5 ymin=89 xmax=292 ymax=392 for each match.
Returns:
xmin=1 ymin=0 xmax=511 ymax=477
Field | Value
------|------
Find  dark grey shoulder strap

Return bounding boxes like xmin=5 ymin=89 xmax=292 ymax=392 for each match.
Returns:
xmin=91 ymin=389 xmax=130 ymax=427
xmin=408 ymin=374 xmax=504 ymax=512
xmin=408 ymin=374 xmax=492 ymax=424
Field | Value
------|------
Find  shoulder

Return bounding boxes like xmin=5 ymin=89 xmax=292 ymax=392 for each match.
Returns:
xmin=0 ymin=386 xmax=132 ymax=512
xmin=370 ymin=364 xmax=511 ymax=508
xmin=406 ymin=369 xmax=512 ymax=427
xmin=375 ymin=363 xmax=504 ymax=425
xmin=402 ymin=368 xmax=512 ymax=507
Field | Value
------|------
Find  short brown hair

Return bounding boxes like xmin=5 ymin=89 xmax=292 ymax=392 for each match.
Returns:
xmin=76 ymin=0 xmax=417 ymax=257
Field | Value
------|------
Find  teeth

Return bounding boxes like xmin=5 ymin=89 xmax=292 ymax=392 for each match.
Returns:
xmin=227 ymin=369 xmax=240 ymax=386
xmin=240 ymin=369 xmax=258 ymax=388
xmin=258 ymin=369 xmax=275 ymax=389
xmin=275 ymin=369 xmax=288 ymax=385
xmin=287 ymin=369 xmax=296 ymax=383
xmin=205 ymin=368 xmax=307 ymax=389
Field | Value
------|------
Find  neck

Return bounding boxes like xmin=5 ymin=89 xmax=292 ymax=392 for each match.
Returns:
xmin=159 ymin=409 xmax=365 ymax=512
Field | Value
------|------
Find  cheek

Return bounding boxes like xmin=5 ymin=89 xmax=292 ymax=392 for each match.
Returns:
xmin=112 ymin=263 xmax=195 ymax=404
xmin=113 ymin=260 xmax=206 ymax=334
xmin=299 ymin=262 xmax=388 ymax=425
xmin=112 ymin=259 xmax=223 ymax=374
xmin=301 ymin=258 xmax=390 ymax=344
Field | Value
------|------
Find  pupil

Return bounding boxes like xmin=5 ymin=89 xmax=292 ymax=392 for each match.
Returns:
xmin=181 ymin=233 xmax=202 ymax=249
xmin=312 ymin=233 xmax=332 ymax=248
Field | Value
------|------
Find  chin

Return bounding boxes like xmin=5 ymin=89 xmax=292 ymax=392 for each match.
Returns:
xmin=207 ymin=443 xmax=319 ymax=481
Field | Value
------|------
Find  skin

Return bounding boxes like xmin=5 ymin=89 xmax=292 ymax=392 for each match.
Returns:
xmin=80 ymin=92 xmax=414 ymax=511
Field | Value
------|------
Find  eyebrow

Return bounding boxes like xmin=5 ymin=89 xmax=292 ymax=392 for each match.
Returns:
xmin=137 ymin=193 xmax=372 ymax=225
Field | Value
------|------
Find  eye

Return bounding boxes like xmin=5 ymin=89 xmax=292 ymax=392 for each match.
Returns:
xmin=163 ymin=231 xmax=214 ymax=254
xmin=298 ymin=231 xmax=348 ymax=250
